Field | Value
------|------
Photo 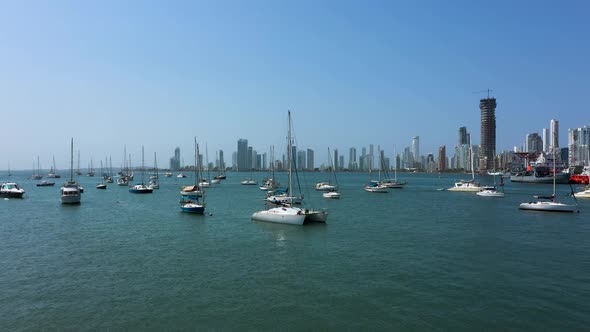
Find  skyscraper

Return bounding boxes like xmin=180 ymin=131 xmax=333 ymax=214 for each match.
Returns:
xmin=219 ymin=150 xmax=225 ymax=170
xmin=438 ymin=146 xmax=446 ymax=171
xmin=458 ymin=126 xmax=468 ymax=145
xmin=542 ymin=128 xmax=549 ymax=152
xmin=297 ymin=150 xmax=306 ymax=171
xmin=334 ymin=149 xmax=339 ymax=170
xmin=369 ymin=144 xmax=374 ymax=170
xmin=550 ymin=119 xmax=559 ymax=151
xmin=525 ymin=133 xmax=543 ymax=153
xmin=247 ymin=146 xmax=253 ymax=170
xmin=306 ymin=149 xmax=314 ymax=170
xmin=479 ymin=96 xmax=497 ymax=172
xmin=412 ymin=136 xmax=419 ymax=160
xmin=412 ymin=136 xmax=420 ymax=167
xmin=237 ymin=139 xmax=248 ymax=171
xmin=348 ymin=147 xmax=357 ymax=170
xmin=169 ymin=147 xmax=181 ymax=171
xmin=339 ymin=156 xmax=344 ymax=170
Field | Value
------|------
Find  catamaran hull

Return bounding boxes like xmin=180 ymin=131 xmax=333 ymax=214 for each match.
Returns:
xmin=251 ymin=210 xmax=306 ymax=225
xmin=129 ymin=188 xmax=153 ymax=194
xmin=519 ymin=202 xmax=576 ymax=212
xmin=304 ymin=210 xmax=328 ymax=223
xmin=181 ymin=206 xmax=205 ymax=214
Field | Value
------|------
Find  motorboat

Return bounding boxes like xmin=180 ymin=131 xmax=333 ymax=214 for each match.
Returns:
xmin=323 ymin=191 xmax=341 ymax=199
xmin=241 ymin=178 xmax=257 ymax=185
xmin=61 ymin=181 xmax=81 ymax=204
xmin=448 ymin=180 xmax=481 ymax=192
xmin=164 ymin=172 xmax=173 ymax=177
xmin=315 ymin=182 xmax=337 ymax=191
xmin=177 ymin=173 xmax=187 ymax=178
xmin=0 ymin=182 xmax=25 ymax=198
xmin=129 ymin=184 xmax=153 ymax=194
xmin=36 ymin=180 xmax=55 ymax=187
xmin=476 ymin=186 xmax=504 ymax=197
xmin=364 ymin=181 xmax=389 ymax=193
xmin=96 ymin=183 xmax=107 ymax=190
xmin=211 ymin=178 xmax=221 ymax=184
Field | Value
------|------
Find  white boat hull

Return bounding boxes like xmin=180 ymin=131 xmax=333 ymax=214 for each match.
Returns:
xmin=323 ymin=192 xmax=341 ymax=199
xmin=315 ymin=183 xmax=337 ymax=191
xmin=364 ymin=186 xmax=388 ymax=193
xmin=447 ymin=186 xmax=481 ymax=192
xmin=251 ymin=207 xmax=306 ymax=225
xmin=519 ymin=201 xmax=577 ymax=212
xmin=476 ymin=190 xmax=504 ymax=197
xmin=573 ymin=190 xmax=590 ymax=199
xmin=266 ymin=195 xmax=303 ymax=205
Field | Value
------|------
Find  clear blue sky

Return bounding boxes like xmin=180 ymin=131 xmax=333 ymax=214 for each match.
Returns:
xmin=1 ymin=0 xmax=588 ymax=169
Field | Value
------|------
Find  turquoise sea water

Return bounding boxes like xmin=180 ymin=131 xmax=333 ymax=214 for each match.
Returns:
xmin=1 ymin=171 xmax=589 ymax=331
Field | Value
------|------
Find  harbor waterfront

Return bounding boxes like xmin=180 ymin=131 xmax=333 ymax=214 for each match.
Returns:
xmin=1 ymin=171 xmax=589 ymax=330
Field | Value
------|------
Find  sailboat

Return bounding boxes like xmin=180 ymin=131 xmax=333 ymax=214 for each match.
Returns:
xmin=105 ymin=156 xmax=114 ymax=183
xmin=253 ymin=112 xmax=328 ymax=224
xmin=31 ymin=156 xmax=43 ymax=180
xmin=47 ymin=156 xmax=61 ymax=178
xmin=316 ymin=148 xmax=338 ymax=192
xmin=60 ymin=138 xmax=82 ymax=204
xmin=129 ymin=146 xmax=153 ymax=194
xmin=180 ymin=137 xmax=206 ymax=214
xmin=87 ymin=159 xmax=95 ymax=177
xmin=199 ymin=144 xmax=211 ymax=188
xmin=476 ymin=173 xmax=504 ymax=197
xmin=117 ymin=146 xmax=130 ymax=186
xmin=322 ymin=148 xmax=341 ymax=199
xmin=519 ymin=145 xmax=577 ymax=212
xmin=364 ymin=148 xmax=388 ymax=193
xmin=148 ymin=152 xmax=160 ymax=189
xmin=75 ymin=150 xmax=83 ymax=176
xmin=96 ymin=160 xmax=107 ymax=189
xmin=252 ymin=111 xmax=307 ymax=225
xmin=448 ymin=142 xmax=481 ymax=192
xmin=379 ymin=147 xmax=406 ymax=188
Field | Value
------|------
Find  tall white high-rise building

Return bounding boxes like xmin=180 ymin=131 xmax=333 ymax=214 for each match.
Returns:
xmin=348 ymin=147 xmax=357 ymax=170
xmin=542 ymin=128 xmax=549 ymax=152
xmin=550 ymin=119 xmax=559 ymax=151
xmin=412 ymin=136 xmax=420 ymax=166
xmin=369 ymin=144 xmax=374 ymax=170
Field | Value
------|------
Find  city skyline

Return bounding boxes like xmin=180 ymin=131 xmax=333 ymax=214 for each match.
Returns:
xmin=1 ymin=2 xmax=588 ymax=169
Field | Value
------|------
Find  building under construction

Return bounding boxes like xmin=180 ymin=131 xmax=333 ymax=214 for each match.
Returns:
xmin=479 ymin=97 xmax=497 ymax=172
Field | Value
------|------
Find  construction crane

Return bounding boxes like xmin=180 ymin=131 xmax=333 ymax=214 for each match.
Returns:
xmin=472 ymin=89 xmax=493 ymax=98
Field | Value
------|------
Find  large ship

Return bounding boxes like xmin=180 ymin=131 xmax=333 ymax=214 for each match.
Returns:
xmin=510 ymin=152 xmax=570 ymax=184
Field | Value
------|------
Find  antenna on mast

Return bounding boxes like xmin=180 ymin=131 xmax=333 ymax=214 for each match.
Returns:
xmin=473 ymin=89 xmax=494 ymax=98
